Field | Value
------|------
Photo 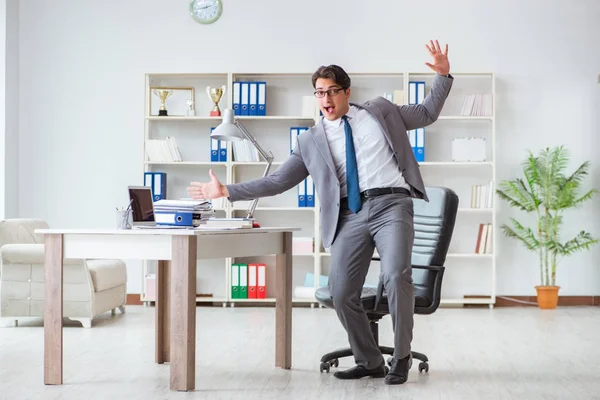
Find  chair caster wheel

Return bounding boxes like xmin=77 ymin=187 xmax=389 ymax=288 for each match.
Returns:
xmin=384 ymin=366 xmax=389 ymax=374
xmin=418 ymin=361 xmax=429 ymax=373
xmin=319 ymin=362 xmax=331 ymax=373
xmin=330 ymin=359 xmax=339 ymax=368
xmin=387 ymin=356 xmax=393 ymax=367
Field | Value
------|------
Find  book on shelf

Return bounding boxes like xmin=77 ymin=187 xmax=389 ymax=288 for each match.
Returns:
xmin=471 ymin=181 xmax=493 ymax=208
xmin=475 ymin=223 xmax=492 ymax=254
xmin=145 ymin=137 xmax=182 ymax=162
xmin=460 ymin=94 xmax=493 ymax=116
xmin=232 ymin=139 xmax=260 ymax=162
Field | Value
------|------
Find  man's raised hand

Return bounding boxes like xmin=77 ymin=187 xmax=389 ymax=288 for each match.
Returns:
xmin=425 ymin=40 xmax=450 ymax=76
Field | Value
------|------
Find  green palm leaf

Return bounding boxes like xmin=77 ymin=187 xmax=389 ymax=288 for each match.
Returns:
xmin=496 ymin=145 xmax=598 ymax=287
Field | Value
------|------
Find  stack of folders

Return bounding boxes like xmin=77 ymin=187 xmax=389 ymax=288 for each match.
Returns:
xmin=289 ymin=127 xmax=314 ymax=207
xmin=232 ymin=81 xmax=267 ymax=116
xmin=231 ymin=263 xmax=266 ymax=299
xmin=153 ymin=199 xmax=214 ymax=227
xmin=209 ymin=127 xmax=228 ymax=162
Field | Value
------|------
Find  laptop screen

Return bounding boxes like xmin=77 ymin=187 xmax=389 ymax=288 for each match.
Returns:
xmin=128 ymin=186 xmax=155 ymax=223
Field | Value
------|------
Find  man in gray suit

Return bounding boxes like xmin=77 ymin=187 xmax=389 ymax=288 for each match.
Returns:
xmin=188 ymin=40 xmax=453 ymax=385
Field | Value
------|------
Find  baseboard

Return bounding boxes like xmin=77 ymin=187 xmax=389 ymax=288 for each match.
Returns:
xmin=124 ymin=293 xmax=600 ymax=307
xmin=126 ymin=294 xmax=142 ymax=305
xmin=465 ymin=295 xmax=600 ymax=307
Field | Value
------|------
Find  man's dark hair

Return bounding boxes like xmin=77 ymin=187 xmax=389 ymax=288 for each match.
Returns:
xmin=312 ymin=65 xmax=351 ymax=89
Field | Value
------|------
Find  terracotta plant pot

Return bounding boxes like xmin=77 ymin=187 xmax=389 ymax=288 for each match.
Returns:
xmin=535 ymin=286 xmax=560 ymax=309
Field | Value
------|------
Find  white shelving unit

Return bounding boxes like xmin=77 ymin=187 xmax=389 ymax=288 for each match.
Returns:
xmin=141 ymin=71 xmax=496 ymax=308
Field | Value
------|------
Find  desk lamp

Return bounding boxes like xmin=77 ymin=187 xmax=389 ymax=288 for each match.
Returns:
xmin=210 ymin=108 xmax=274 ymax=221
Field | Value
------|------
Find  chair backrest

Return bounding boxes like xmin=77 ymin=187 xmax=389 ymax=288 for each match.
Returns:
xmin=411 ymin=186 xmax=459 ymax=313
xmin=369 ymin=186 xmax=459 ymax=316
xmin=412 ymin=186 xmax=459 ymax=267
xmin=0 ymin=219 xmax=50 ymax=247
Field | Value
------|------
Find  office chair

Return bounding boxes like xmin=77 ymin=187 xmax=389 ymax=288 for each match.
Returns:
xmin=315 ymin=186 xmax=459 ymax=374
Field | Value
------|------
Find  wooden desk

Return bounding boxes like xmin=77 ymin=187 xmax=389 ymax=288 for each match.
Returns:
xmin=36 ymin=227 xmax=298 ymax=391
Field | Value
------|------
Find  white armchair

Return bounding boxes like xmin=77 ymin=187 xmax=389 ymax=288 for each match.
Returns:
xmin=0 ymin=219 xmax=127 ymax=328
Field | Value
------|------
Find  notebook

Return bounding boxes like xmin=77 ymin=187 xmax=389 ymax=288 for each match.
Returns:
xmin=127 ymin=186 xmax=189 ymax=229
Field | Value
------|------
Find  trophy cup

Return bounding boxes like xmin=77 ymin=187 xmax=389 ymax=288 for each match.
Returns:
xmin=153 ymin=89 xmax=173 ymax=116
xmin=206 ymin=85 xmax=226 ymax=116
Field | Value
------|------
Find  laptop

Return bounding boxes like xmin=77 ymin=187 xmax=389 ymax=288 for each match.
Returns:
xmin=127 ymin=186 xmax=189 ymax=229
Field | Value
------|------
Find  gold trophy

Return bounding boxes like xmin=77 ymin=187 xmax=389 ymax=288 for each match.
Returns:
xmin=153 ymin=89 xmax=173 ymax=116
xmin=207 ymin=85 xmax=226 ymax=116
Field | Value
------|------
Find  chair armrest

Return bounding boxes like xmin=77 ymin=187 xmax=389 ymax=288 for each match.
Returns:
xmin=1 ymin=244 xmax=81 ymax=265
xmin=371 ymin=263 xmax=446 ymax=314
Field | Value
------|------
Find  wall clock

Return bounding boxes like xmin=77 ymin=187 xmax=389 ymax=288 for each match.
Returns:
xmin=190 ymin=0 xmax=223 ymax=24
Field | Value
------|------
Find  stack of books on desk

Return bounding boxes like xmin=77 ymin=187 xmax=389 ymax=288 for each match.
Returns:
xmin=153 ymin=199 xmax=214 ymax=227
xmin=201 ymin=217 xmax=254 ymax=229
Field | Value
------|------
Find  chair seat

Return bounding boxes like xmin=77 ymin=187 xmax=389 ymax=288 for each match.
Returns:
xmin=314 ymin=286 xmax=432 ymax=314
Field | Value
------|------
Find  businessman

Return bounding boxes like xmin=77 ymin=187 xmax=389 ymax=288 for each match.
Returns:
xmin=188 ymin=40 xmax=453 ymax=385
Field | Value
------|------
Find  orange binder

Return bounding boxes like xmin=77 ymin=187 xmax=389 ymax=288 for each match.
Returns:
xmin=257 ymin=263 xmax=266 ymax=299
xmin=248 ymin=263 xmax=258 ymax=299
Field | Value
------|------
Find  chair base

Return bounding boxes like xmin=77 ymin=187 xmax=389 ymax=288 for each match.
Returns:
xmin=319 ymin=347 xmax=430 ymax=374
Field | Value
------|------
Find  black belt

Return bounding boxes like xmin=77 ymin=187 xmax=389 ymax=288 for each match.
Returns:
xmin=341 ymin=187 xmax=410 ymax=207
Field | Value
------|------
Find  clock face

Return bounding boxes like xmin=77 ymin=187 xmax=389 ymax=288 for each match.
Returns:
xmin=190 ymin=0 xmax=223 ymax=24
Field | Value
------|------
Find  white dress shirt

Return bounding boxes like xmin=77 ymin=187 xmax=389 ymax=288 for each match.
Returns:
xmin=321 ymin=105 xmax=410 ymax=198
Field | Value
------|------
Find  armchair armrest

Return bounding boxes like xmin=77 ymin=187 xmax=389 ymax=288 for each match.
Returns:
xmin=1 ymin=244 xmax=81 ymax=265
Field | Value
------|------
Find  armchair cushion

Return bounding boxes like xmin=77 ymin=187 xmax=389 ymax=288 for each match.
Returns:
xmin=0 ymin=218 xmax=128 ymax=327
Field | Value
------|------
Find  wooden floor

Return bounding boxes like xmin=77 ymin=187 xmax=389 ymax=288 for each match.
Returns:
xmin=1 ymin=305 xmax=599 ymax=399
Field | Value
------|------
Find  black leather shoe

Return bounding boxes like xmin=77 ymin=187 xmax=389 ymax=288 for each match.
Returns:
xmin=333 ymin=363 xmax=387 ymax=380
xmin=385 ymin=354 xmax=411 ymax=385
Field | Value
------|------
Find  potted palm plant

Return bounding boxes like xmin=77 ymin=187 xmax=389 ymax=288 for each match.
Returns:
xmin=496 ymin=145 xmax=598 ymax=309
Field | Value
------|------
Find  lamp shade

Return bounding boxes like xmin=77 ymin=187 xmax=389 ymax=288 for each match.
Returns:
xmin=210 ymin=109 xmax=244 ymax=142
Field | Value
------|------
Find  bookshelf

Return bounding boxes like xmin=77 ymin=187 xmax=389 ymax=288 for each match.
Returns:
xmin=141 ymin=71 xmax=496 ymax=308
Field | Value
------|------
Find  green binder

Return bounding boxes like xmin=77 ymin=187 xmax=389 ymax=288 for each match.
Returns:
xmin=239 ymin=263 xmax=248 ymax=299
xmin=231 ymin=263 xmax=240 ymax=299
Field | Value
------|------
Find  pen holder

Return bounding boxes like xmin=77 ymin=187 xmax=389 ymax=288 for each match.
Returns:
xmin=117 ymin=209 xmax=132 ymax=230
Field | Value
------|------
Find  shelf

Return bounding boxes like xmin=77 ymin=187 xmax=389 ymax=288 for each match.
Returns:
xmin=446 ymin=253 xmax=493 ymax=258
xmin=236 ymin=115 xmax=316 ymax=121
xmin=320 ymin=252 xmax=493 ymax=258
xmin=145 ymin=116 xmax=223 ymax=121
xmin=232 ymin=161 xmax=284 ymax=166
xmin=418 ymin=161 xmax=493 ymax=166
xmin=233 ymin=207 xmax=314 ymax=211
xmin=145 ymin=161 xmax=227 ymax=166
xmin=437 ymin=116 xmax=493 ymax=121
xmin=145 ymin=115 xmax=316 ymax=121
xmin=229 ymin=298 xmax=317 ymax=303
xmin=142 ymin=70 xmax=496 ymax=307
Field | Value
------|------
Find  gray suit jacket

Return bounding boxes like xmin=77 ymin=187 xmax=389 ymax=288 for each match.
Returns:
xmin=227 ymin=73 xmax=454 ymax=248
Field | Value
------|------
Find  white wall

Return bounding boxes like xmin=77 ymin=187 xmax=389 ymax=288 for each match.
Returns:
xmin=15 ymin=0 xmax=600 ymax=295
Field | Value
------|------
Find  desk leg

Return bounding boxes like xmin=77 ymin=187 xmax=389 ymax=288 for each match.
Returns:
xmin=156 ymin=260 xmax=170 ymax=364
xmin=170 ymin=235 xmax=197 ymax=391
xmin=275 ymin=231 xmax=293 ymax=369
xmin=44 ymin=234 xmax=63 ymax=384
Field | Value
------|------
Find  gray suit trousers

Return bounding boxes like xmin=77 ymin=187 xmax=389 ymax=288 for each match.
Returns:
xmin=328 ymin=192 xmax=415 ymax=369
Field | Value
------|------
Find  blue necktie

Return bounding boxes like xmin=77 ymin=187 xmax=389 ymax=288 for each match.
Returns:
xmin=342 ymin=115 xmax=361 ymax=213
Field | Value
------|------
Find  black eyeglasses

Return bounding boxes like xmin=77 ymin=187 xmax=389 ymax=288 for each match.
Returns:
xmin=313 ymin=87 xmax=347 ymax=98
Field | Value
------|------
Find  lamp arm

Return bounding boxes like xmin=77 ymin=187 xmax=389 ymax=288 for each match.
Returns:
xmin=235 ymin=120 xmax=274 ymax=219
